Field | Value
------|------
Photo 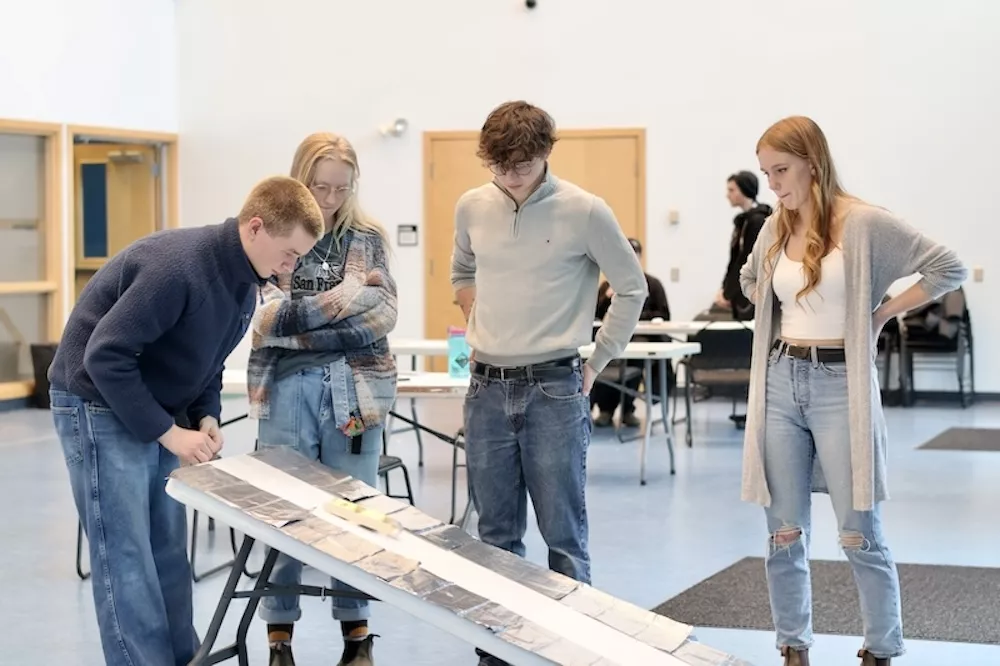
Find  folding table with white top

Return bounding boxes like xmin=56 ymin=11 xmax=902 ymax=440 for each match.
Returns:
xmin=166 ymin=447 xmax=754 ymax=666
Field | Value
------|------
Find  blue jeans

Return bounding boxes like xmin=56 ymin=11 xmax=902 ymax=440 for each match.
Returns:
xmin=762 ymin=349 xmax=904 ymax=659
xmin=50 ymin=388 xmax=198 ymax=666
xmin=463 ymin=358 xmax=592 ymax=583
xmin=256 ymin=365 xmax=382 ymax=624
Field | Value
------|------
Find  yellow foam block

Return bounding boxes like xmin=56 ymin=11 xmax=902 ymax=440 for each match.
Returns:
xmin=324 ymin=496 xmax=402 ymax=537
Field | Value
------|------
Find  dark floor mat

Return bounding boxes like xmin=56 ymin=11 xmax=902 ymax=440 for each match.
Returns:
xmin=652 ymin=556 xmax=1000 ymax=644
xmin=917 ymin=427 xmax=1000 ymax=451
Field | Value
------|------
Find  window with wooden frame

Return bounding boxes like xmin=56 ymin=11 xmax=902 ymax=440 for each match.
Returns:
xmin=71 ymin=127 xmax=179 ymax=299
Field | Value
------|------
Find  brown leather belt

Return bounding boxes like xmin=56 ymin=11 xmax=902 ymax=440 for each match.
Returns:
xmin=772 ymin=340 xmax=846 ymax=363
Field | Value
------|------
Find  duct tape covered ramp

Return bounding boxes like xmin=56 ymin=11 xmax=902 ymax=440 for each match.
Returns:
xmin=166 ymin=447 xmax=753 ymax=666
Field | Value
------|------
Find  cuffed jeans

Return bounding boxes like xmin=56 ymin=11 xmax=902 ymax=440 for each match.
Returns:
xmin=256 ymin=365 xmax=382 ymax=624
xmin=762 ymin=349 xmax=904 ymax=659
xmin=50 ymin=388 xmax=198 ymax=666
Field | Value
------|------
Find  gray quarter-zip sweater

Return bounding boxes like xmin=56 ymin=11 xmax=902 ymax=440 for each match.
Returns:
xmin=451 ymin=170 xmax=647 ymax=373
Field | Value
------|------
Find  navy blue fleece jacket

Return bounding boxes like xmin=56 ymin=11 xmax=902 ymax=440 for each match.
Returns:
xmin=48 ymin=218 xmax=263 ymax=443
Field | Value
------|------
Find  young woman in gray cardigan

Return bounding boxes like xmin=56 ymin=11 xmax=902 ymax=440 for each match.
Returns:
xmin=740 ymin=116 xmax=967 ymax=666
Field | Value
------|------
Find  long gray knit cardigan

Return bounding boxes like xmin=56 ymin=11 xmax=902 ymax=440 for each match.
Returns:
xmin=739 ymin=204 xmax=967 ymax=511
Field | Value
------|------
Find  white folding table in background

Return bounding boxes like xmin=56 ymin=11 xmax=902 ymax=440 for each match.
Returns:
xmin=388 ymin=340 xmax=700 ymax=486
xmin=387 ymin=338 xmax=453 ymax=467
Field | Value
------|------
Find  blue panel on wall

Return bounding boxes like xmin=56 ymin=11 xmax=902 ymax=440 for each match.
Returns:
xmin=81 ymin=163 xmax=108 ymax=258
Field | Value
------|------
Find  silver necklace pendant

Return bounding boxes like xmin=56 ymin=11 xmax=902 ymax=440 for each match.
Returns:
xmin=317 ymin=261 xmax=331 ymax=278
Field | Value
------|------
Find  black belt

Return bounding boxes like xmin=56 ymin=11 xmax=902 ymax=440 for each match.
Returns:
xmin=772 ymin=340 xmax=846 ymax=363
xmin=472 ymin=355 xmax=580 ymax=380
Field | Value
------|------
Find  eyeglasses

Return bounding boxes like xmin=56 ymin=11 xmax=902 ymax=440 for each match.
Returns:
xmin=487 ymin=160 xmax=537 ymax=176
xmin=310 ymin=182 xmax=355 ymax=198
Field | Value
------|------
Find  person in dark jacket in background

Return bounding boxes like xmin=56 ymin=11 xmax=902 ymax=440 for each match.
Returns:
xmin=715 ymin=171 xmax=772 ymax=320
xmin=593 ymin=238 xmax=672 ymax=427
xmin=47 ymin=176 xmax=323 ymax=666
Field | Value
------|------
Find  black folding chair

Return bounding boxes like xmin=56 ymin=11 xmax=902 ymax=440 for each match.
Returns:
xmin=677 ymin=325 xmax=753 ymax=447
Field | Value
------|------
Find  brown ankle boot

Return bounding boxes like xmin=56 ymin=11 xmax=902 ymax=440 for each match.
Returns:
xmin=780 ymin=645 xmax=810 ymax=666
xmin=858 ymin=649 xmax=890 ymax=666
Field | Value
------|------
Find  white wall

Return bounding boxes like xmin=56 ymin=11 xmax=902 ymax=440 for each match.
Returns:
xmin=0 ymin=0 xmax=178 ymax=130
xmin=175 ymin=0 xmax=999 ymax=390
xmin=0 ymin=0 xmax=178 ymax=359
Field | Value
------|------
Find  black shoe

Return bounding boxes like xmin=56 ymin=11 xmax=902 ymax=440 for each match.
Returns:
xmin=269 ymin=641 xmax=296 ymax=666
xmin=858 ymin=649 xmax=890 ymax=666
xmin=337 ymin=634 xmax=377 ymax=666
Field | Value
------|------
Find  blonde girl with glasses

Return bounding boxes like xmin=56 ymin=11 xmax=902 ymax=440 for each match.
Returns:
xmin=248 ymin=132 xmax=398 ymax=666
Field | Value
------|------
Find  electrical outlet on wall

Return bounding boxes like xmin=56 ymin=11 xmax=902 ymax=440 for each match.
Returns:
xmin=973 ymin=266 xmax=984 ymax=282
xmin=670 ymin=267 xmax=680 ymax=282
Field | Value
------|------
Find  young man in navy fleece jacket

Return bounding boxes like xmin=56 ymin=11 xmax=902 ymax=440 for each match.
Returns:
xmin=47 ymin=175 xmax=323 ymax=666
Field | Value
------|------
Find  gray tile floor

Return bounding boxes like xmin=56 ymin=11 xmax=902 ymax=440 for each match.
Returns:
xmin=3 ymin=393 xmax=999 ymax=665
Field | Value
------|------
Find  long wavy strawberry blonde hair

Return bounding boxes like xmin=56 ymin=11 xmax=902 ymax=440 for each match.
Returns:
xmin=289 ymin=132 xmax=389 ymax=247
xmin=758 ymin=116 xmax=857 ymax=301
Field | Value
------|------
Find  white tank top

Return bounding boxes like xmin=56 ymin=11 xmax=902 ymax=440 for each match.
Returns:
xmin=772 ymin=245 xmax=847 ymax=340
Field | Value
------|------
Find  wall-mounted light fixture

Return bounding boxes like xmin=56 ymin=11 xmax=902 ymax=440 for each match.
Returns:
xmin=379 ymin=118 xmax=409 ymax=138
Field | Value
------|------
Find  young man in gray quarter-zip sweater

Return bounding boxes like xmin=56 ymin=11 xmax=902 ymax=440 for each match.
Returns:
xmin=451 ymin=100 xmax=647 ymax=666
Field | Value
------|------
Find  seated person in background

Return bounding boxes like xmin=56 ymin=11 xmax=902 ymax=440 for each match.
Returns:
xmin=592 ymin=238 xmax=672 ymax=427
xmin=715 ymin=170 xmax=772 ymax=320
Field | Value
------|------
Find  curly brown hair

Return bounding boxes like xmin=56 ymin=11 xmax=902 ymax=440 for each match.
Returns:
xmin=477 ymin=101 xmax=558 ymax=170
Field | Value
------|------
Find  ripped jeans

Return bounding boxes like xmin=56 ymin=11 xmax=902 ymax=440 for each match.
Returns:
xmin=762 ymin=349 xmax=904 ymax=659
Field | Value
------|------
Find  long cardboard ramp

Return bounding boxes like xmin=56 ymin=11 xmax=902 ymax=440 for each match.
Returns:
xmin=166 ymin=447 xmax=753 ymax=666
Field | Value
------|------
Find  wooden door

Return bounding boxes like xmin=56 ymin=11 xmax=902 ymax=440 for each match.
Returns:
xmin=423 ymin=129 xmax=645 ymax=369
xmin=73 ymin=143 xmax=160 ymax=298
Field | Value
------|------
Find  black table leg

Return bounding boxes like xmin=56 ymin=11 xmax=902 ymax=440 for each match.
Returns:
xmin=189 ymin=536 xmax=278 ymax=665
xmin=189 ymin=534 xmax=380 ymax=665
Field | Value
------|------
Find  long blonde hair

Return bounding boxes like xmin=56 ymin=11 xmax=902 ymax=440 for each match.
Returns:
xmin=289 ymin=132 xmax=389 ymax=247
xmin=758 ymin=116 xmax=855 ymax=301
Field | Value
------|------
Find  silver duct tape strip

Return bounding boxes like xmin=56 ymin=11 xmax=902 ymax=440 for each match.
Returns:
xmin=313 ymin=531 xmax=384 ymax=564
xmin=173 ymin=463 xmax=243 ymax=492
xmin=561 ymin=585 xmax=691 ymax=654
xmin=452 ymin=539 xmax=580 ymax=601
xmin=423 ymin=583 xmax=491 ymax=615
xmin=391 ymin=505 xmax=445 ymax=533
xmin=282 ymin=515 xmax=342 ymax=545
xmin=246 ymin=497 xmax=312 ymax=527
xmin=248 ymin=446 xmax=314 ymax=474
xmin=500 ymin=619 xmax=560 ymax=653
xmin=210 ymin=482 xmax=274 ymax=508
xmin=326 ymin=477 xmax=381 ymax=502
xmin=420 ymin=523 xmax=478 ymax=551
xmin=355 ymin=549 xmax=421 ymax=582
xmin=461 ymin=601 xmax=521 ymax=634
xmin=388 ymin=567 xmax=452 ymax=598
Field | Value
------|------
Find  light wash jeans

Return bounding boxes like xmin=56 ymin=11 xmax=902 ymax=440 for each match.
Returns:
xmin=762 ymin=347 xmax=904 ymax=659
xmin=464 ymin=357 xmax=593 ymax=666
xmin=50 ymin=388 xmax=199 ymax=666
xmin=256 ymin=364 xmax=382 ymax=624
